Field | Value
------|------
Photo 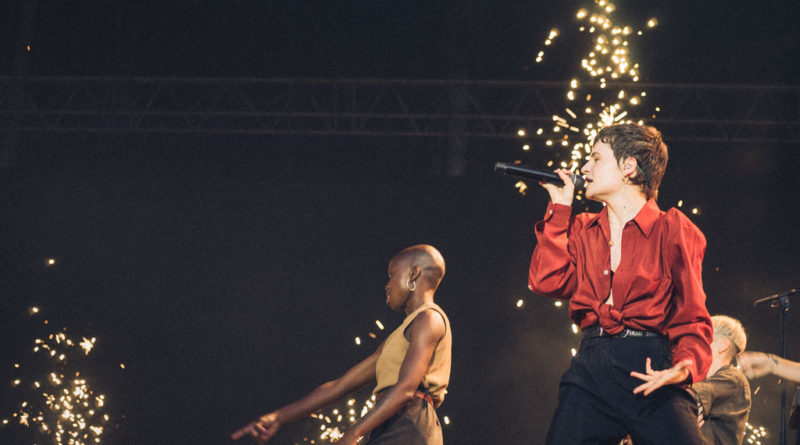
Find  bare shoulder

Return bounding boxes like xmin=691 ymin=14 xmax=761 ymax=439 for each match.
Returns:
xmin=408 ymin=309 xmax=446 ymax=341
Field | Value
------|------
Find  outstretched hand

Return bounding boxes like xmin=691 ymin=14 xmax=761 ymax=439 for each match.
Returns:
xmin=231 ymin=412 xmax=281 ymax=444
xmin=630 ymin=357 xmax=692 ymax=396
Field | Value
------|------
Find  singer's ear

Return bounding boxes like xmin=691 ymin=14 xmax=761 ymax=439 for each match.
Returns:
xmin=622 ymin=157 xmax=638 ymax=179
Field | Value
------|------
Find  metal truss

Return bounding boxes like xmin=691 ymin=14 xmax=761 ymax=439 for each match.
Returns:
xmin=0 ymin=76 xmax=798 ymax=144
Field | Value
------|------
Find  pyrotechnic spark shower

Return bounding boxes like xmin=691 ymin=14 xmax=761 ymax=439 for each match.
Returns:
xmin=3 ymin=309 xmax=111 ymax=445
xmin=522 ymin=0 xmax=656 ymax=180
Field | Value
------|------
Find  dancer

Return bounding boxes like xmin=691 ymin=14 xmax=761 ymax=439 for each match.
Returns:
xmin=528 ymin=123 xmax=713 ymax=444
xmin=231 ymin=244 xmax=451 ymax=445
xmin=688 ymin=315 xmax=751 ymax=445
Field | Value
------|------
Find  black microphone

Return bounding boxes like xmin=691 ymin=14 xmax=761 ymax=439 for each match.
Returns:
xmin=753 ymin=289 xmax=798 ymax=307
xmin=494 ymin=162 xmax=585 ymax=188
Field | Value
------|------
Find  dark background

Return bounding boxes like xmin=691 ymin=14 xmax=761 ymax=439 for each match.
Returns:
xmin=1 ymin=1 xmax=799 ymax=444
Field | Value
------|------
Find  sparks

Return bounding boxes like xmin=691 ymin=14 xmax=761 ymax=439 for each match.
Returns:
xmin=521 ymin=0 xmax=657 ymax=175
xmin=6 ymin=312 xmax=111 ymax=445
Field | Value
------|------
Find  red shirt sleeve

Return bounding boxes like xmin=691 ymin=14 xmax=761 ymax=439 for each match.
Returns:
xmin=664 ymin=209 xmax=713 ymax=383
xmin=528 ymin=202 xmax=578 ymax=300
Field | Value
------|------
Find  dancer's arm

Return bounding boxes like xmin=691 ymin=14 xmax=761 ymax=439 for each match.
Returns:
xmin=739 ymin=351 xmax=800 ymax=383
xmin=231 ymin=345 xmax=382 ymax=443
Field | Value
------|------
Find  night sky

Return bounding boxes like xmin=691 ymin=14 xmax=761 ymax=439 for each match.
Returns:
xmin=2 ymin=1 xmax=800 ymax=444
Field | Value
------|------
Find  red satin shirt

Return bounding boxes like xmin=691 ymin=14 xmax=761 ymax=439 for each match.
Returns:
xmin=528 ymin=199 xmax=713 ymax=383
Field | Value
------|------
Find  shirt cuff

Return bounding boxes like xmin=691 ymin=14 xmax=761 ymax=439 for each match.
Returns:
xmin=543 ymin=202 xmax=572 ymax=224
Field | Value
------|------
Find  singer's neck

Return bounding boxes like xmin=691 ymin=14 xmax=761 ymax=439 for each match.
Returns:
xmin=604 ymin=192 xmax=647 ymax=227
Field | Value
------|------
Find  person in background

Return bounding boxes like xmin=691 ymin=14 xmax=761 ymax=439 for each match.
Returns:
xmin=689 ymin=315 xmax=751 ymax=445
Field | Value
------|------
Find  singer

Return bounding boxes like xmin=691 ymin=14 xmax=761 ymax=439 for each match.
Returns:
xmin=528 ymin=123 xmax=713 ymax=444
xmin=231 ymin=245 xmax=451 ymax=445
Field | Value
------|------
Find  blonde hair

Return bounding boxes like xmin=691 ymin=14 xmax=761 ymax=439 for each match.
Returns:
xmin=711 ymin=315 xmax=747 ymax=354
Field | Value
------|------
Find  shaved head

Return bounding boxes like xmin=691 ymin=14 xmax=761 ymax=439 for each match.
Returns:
xmin=392 ymin=244 xmax=446 ymax=289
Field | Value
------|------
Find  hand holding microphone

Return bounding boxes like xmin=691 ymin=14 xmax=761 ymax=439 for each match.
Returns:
xmin=494 ymin=162 xmax=584 ymax=206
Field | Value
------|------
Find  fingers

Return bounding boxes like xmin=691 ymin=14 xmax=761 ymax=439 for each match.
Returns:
xmin=554 ymin=169 xmax=574 ymax=186
xmin=631 ymin=370 xmax=662 ymax=395
xmin=253 ymin=422 xmax=269 ymax=435
xmin=231 ymin=421 xmax=272 ymax=441
xmin=634 ymin=376 xmax=666 ymax=396
xmin=629 ymin=370 xmax=653 ymax=381
xmin=630 ymin=357 xmax=668 ymax=396
xmin=629 ymin=357 xmax=656 ymax=382
xmin=632 ymin=376 xmax=662 ymax=395
xmin=231 ymin=423 xmax=254 ymax=440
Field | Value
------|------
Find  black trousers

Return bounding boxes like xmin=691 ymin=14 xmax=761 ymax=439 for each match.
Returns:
xmin=546 ymin=334 xmax=705 ymax=445
xmin=365 ymin=397 xmax=442 ymax=445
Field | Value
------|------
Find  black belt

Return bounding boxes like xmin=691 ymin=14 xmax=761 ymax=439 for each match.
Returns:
xmin=583 ymin=325 xmax=663 ymax=339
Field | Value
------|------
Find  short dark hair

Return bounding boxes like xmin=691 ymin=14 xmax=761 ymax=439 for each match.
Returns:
xmin=593 ymin=123 xmax=668 ymax=200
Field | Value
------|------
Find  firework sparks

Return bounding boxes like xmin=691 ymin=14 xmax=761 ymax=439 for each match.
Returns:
xmin=515 ymin=181 xmax=528 ymax=196
xmin=520 ymin=0 xmax=658 ymax=175
xmin=307 ymin=395 xmax=376 ymax=443
xmin=744 ymin=422 xmax=767 ymax=444
xmin=4 ymin=311 xmax=111 ymax=445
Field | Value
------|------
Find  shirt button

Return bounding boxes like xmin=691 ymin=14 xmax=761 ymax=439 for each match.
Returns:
xmin=603 ymin=270 xmax=609 ymax=275
xmin=549 ymin=210 xmax=553 ymax=215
